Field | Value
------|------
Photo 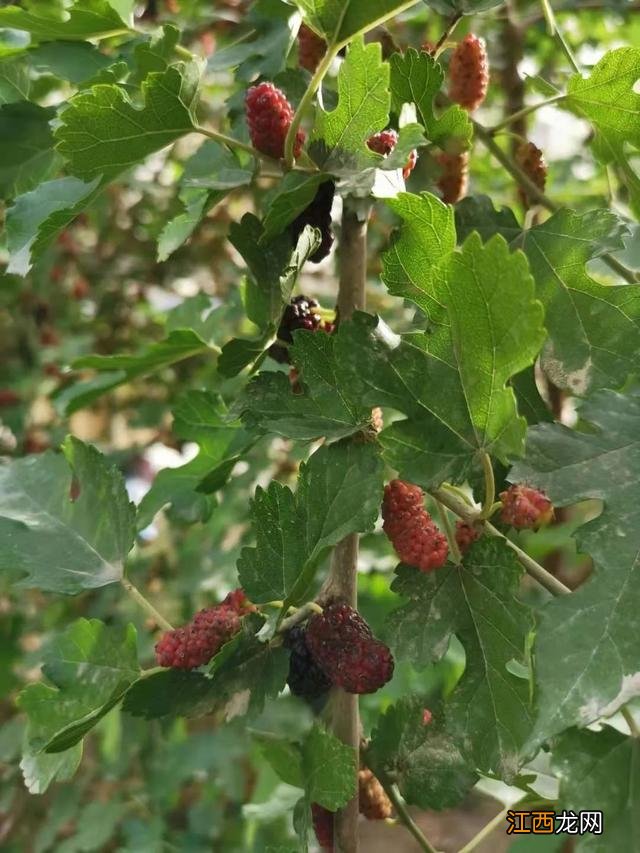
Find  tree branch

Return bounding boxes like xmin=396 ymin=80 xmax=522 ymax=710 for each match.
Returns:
xmin=121 ymin=577 xmax=174 ymax=632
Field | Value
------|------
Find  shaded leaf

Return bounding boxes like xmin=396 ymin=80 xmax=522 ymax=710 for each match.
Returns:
xmin=0 ymin=1 xmax=133 ymax=41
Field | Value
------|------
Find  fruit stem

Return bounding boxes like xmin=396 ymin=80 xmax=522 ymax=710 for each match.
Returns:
xmin=479 ymin=451 xmax=496 ymax=519
xmin=434 ymin=499 xmax=461 ymax=564
xmin=431 ymin=487 xmax=572 ymax=597
xmin=284 ymin=45 xmax=339 ymax=169
xmin=432 ymin=11 xmax=463 ymax=60
xmin=277 ymin=601 xmax=323 ymax=633
xmin=457 ymin=804 xmax=511 ymax=853
xmin=120 ymin=577 xmax=174 ymax=632
xmin=488 ymin=94 xmax=567 ymax=134
xmin=384 ymin=782 xmax=440 ymax=853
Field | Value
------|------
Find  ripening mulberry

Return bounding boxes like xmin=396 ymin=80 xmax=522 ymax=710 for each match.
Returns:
xmin=367 ymin=129 xmax=418 ymax=180
xmin=436 ymin=151 xmax=469 ymax=204
xmin=455 ymin=520 xmax=480 ymax=555
xmin=269 ymin=294 xmax=333 ymax=363
xmin=358 ymin=768 xmax=393 ymax=820
xmin=284 ymin=625 xmax=332 ymax=700
xmin=155 ymin=604 xmax=241 ymax=669
xmin=306 ymin=601 xmax=394 ymax=694
xmin=311 ymin=803 xmax=334 ymax=850
xmin=221 ymin=587 xmax=255 ymax=614
xmin=382 ymin=479 xmax=449 ymax=571
xmin=515 ymin=141 xmax=547 ymax=208
xmin=448 ymin=34 xmax=489 ymax=111
xmin=288 ymin=180 xmax=335 ymax=262
xmin=245 ymin=81 xmax=304 ymax=159
xmin=500 ymin=484 xmax=554 ymax=529
xmin=422 ymin=707 xmax=433 ymax=726
xmin=298 ymin=23 xmax=326 ymax=72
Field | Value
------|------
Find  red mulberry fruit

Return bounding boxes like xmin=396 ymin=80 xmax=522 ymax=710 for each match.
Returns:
xmin=359 ymin=768 xmax=393 ymax=820
xmin=288 ymin=180 xmax=335 ymax=263
xmin=269 ymin=294 xmax=326 ymax=363
xmin=367 ymin=129 xmax=418 ymax=179
xmin=382 ymin=480 xmax=449 ymax=571
xmin=284 ymin=625 xmax=332 ymax=700
xmin=448 ymin=34 xmax=489 ymax=112
xmin=311 ymin=803 xmax=334 ymax=850
xmin=306 ymin=601 xmax=394 ymax=694
xmin=455 ymin=520 xmax=480 ymax=555
xmin=500 ymin=484 xmax=554 ymax=529
xmin=245 ymin=81 xmax=305 ymax=159
xmin=436 ymin=151 xmax=469 ymax=204
xmin=221 ymin=587 xmax=255 ymax=614
xmin=155 ymin=605 xmax=240 ymax=669
xmin=298 ymin=23 xmax=326 ymax=72
xmin=515 ymin=141 xmax=547 ymax=208
xmin=422 ymin=707 xmax=433 ymax=726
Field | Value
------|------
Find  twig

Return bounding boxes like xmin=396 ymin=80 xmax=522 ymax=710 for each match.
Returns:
xmin=489 ymin=94 xmax=567 ymax=134
xmin=539 ymin=0 xmax=581 ymax=72
xmin=472 ymin=119 xmax=640 ymax=284
xmin=457 ymin=805 xmax=511 ymax=853
xmin=479 ymin=452 xmax=495 ymax=519
xmin=431 ymin=487 xmax=572 ymax=597
xmin=385 ymin=783 xmax=440 ymax=853
xmin=121 ymin=577 xmax=174 ymax=631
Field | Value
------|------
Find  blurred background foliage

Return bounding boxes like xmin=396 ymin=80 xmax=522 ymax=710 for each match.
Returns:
xmin=0 ymin=0 xmax=638 ymax=850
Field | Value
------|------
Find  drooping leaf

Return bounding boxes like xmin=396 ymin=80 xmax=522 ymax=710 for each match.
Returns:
xmin=386 ymin=538 xmax=535 ymax=779
xmin=57 ymin=329 xmax=216 ymax=415
xmin=456 ymin=197 xmax=640 ymax=396
xmin=367 ymin=698 xmax=478 ymax=809
xmin=309 ymin=37 xmax=389 ymax=173
xmin=0 ymin=57 xmax=30 ymax=104
xmin=20 ymin=740 xmax=82 ymax=796
xmin=0 ymin=102 xmax=57 ymax=199
xmin=17 ymin=619 xmax=139 ymax=753
xmin=55 ymin=64 xmax=200 ymax=181
xmin=0 ymin=0 xmax=134 ymax=41
xmin=137 ymin=391 xmax=255 ymax=529
xmin=553 ymin=726 xmax=640 ymax=852
xmin=158 ymin=140 xmax=255 ymax=261
xmin=510 ymin=389 xmax=640 ymax=747
xmin=389 ymin=48 xmax=472 ymax=151
xmin=6 ymin=175 xmax=101 ymax=275
xmin=0 ymin=437 xmax=135 ymax=594
xmin=123 ymin=616 xmax=289 ymax=721
xmin=301 ymin=725 xmax=357 ymax=810
xmin=237 ymin=440 xmax=383 ymax=605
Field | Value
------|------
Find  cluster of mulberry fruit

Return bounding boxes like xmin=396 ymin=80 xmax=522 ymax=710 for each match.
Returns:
xmin=155 ymin=588 xmax=252 ymax=669
xmin=367 ymin=129 xmax=418 ymax=179
xmin=269 ymin=294 xmax=334 ymax=364
xmin=436 ymin=151 xmax=469 ymax=204
xmin=455 ymin=520 xmax=481 ymax=555
xmin=304 ymin=601 xmax=394 ymax=694
xmin=284 ymin=624 xmax=332 ymax=701
xmin=500 ymin=484 xmax=554 ymax=529
xmin=298 ymin=23 xmax=326 ymax=72
xmin=382 ymin=479 xmax=449 ymax=571
xmin=515 ymin=141 xmax=548 ymax=208
xmin=448 ymin=34 xmax=489 ymax=112
xmin=245 ymin=81 xmax=304 ymax=160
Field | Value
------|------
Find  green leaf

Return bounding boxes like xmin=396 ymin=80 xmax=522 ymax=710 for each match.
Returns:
xmin=509 ymin=389 xmax=640 ymax=747
xmin=0 ymin=1 xmax=133 ymax=41
xmin=309 ymin=37 xmax=389 ymax=173
xmin=133 ymin=24 xmax=180 ymax=80
xmin=367 ymin=698 xmax=478 ymax=809
xmin=57 ymin=329 xmax=215 ymax=415
xmin=158 ymin=140 xmax=254 ymax=261
xmin=123 ymin=617 xmax=289 ymax=721
xmin=0 ymin=57 xmax=31 ymax=104
xmin=0 ymin=437 xmax=135 ymax=594
xmin=423 ymin=0 xmax=505 ymax=13
xmin=28 ymin=40 xmax=116 ymax=85
xmin=237 ymin=440 xmax=383 ymax=605
xmin=553 ymin=727 xmax=639 ymax=852
xmin=137 ymin=392 xmax=255 ymax=529
xmin=387 ymin=538 xmax=535 ymax=779
xmin=298 ymin=0 xmax=428 ymax=44
xmin=55 ymin=63 xmax=200 ymax=182
xmin=456 ymin=198 xmax=640 ymax=396
xmin=261 ymin=172 xmax=327 ymax=241
xmin=302 ymin=725 xmax=357 ymax=810
xmin=218 ymin=334 xmax=273 ymax=379
xmin=20 ymin=740 xmax=82 ymax=795
xmin=512 ymin=367 xmax=553 ymax=425
xmin=390 ymin=49 xmax=472 ymax=151
xmin=17 ymin=619 xmax=139 ymax=753
xmin=6 ymin=175 xmax=101 ymax=276
xmin=566 ymin=48 xmax=640 ymax=162
xmin=255 ymin=734 xmax=305 ymax=789
xmin=239 ymin=327 xmax=371 ymax=441
xmin=0 ymin=102 xmax=57 ymax=199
